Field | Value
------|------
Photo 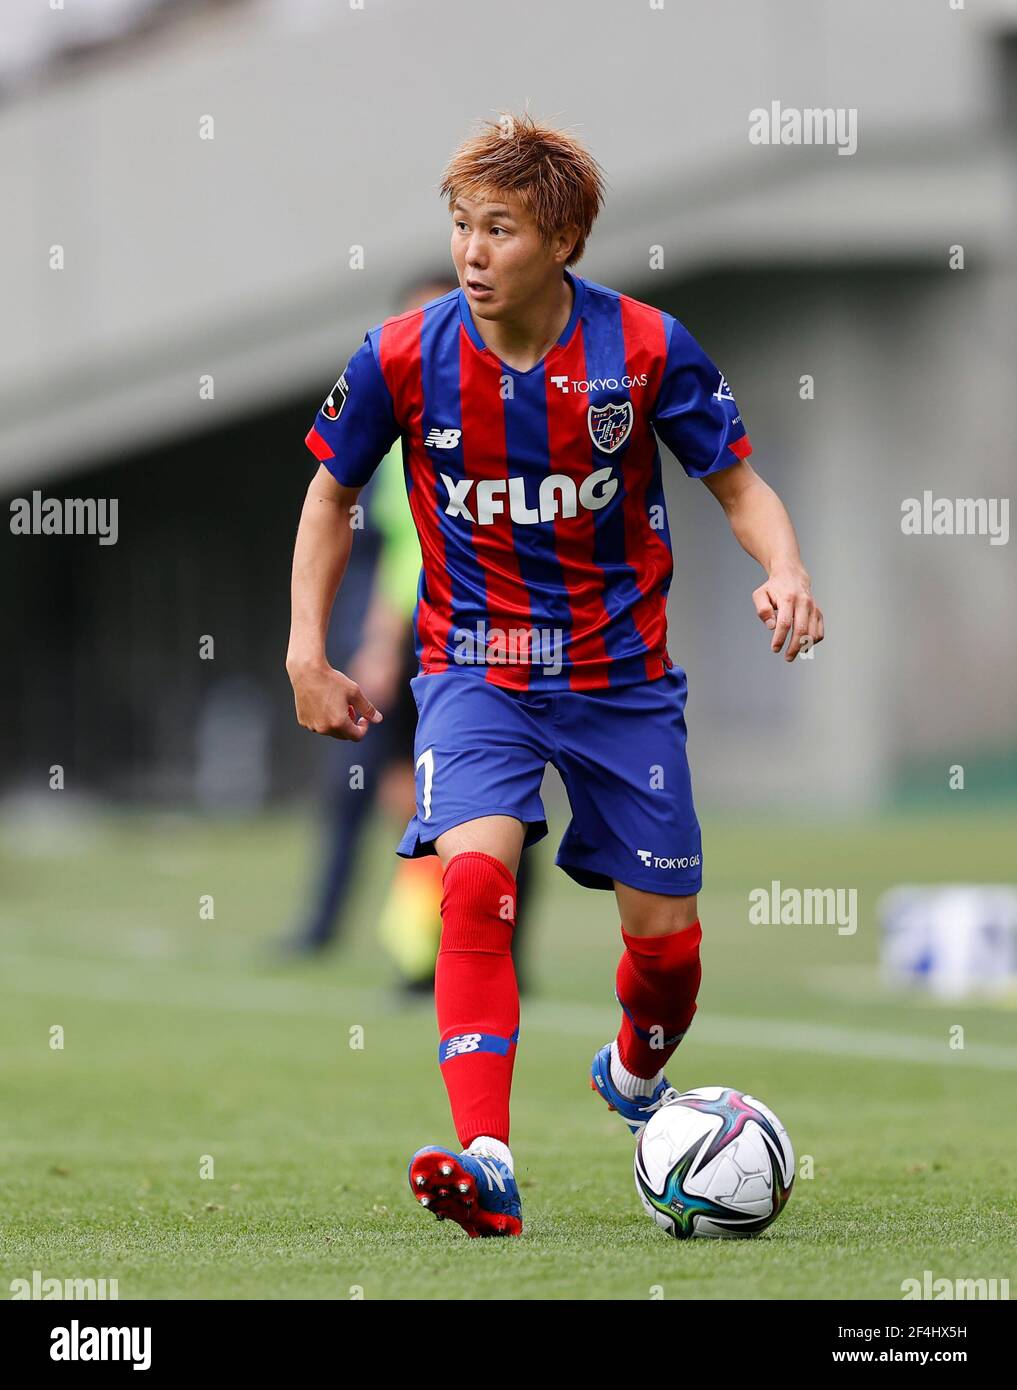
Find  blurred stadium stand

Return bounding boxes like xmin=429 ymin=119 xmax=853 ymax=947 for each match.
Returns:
xmin=2 ymin=0 xmax=1015 ymax=810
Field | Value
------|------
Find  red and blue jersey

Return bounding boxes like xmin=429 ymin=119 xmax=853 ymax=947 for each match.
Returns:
xmin=305 ymin=269 xmax=751 ymax=691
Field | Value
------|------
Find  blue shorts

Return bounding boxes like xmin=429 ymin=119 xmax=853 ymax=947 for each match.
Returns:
xmin=396 ymin=667 xmax=703 ymax=896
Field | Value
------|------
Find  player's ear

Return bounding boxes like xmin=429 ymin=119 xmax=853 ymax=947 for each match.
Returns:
xmin=554 ymin=224 xmax=580 ymax=264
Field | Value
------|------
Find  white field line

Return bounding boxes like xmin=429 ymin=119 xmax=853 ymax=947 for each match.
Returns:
xmin=3 ymin=953 xmax=1017 ymax=1071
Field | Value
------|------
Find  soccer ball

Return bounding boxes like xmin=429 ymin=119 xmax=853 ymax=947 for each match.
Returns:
xmin=634 ymin=1086 xmax=794 ymax=1238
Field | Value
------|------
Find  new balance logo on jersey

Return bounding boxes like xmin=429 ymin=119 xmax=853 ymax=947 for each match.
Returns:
xmin=442 ymin=1033 xmax=482 ymax=1057
xmin=440 ymin=468 xmax=618 ymax=526
xmin=424 ymin=428 xmax=462 ymax=449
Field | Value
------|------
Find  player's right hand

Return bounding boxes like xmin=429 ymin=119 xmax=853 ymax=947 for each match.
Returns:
xmin=286 ymin=658 xmax=383 ymax=741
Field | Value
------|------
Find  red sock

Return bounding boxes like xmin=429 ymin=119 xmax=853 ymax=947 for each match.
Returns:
xmin=434 ymin=852 xmax=519 ymax=1149
xmin=615 ymin=920 xmax=702 ymax=1079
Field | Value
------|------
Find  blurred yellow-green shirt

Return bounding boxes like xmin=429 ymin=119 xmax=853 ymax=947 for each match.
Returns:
xmin=371 ymin=440 xmax=420 ymax=621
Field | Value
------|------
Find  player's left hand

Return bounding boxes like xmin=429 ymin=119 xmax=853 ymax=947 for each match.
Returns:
xmin=752 ymin=567 xmax=824 ymax=662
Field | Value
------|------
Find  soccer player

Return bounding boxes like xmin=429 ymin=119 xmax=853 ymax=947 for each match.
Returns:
xmin=287 ymin=113 xmax=824 ymax=1238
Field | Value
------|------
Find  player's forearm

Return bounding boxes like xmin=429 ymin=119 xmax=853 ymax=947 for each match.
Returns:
xmin=286 ymin=479 xmax=357 ymax=672
xmin=719 ymin=471 xmax=809 ymax=581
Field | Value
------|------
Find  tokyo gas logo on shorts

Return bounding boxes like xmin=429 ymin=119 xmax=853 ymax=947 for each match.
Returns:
xmin=636 ymin=848 xmax=701 ymax=871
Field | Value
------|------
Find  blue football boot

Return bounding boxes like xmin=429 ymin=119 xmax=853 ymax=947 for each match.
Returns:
xmin=407 ymin=1145 xmax=522 ymax=1237
xmin=590 ymin=1042 xmax=680 ymax=1136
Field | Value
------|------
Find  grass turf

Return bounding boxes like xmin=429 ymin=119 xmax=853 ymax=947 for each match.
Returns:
xmin=1 ymin=806 xmax=1015 ymax=1300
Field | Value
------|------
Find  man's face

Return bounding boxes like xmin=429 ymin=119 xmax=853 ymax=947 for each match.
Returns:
xmin=451 ymin=190 xmax=574 ymax=321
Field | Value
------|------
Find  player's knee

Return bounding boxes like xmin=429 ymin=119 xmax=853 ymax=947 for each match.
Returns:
xmin=440 ymin=851 xmax=518 ymax=949
xmin=624 ymin=893 xmax=699 ymax=938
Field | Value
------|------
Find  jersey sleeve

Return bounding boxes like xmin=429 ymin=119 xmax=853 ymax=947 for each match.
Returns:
xmin=304 ymin=332 xmax=401 ymax=488
xmin=651 ymin=316 xmax=752 ymax=479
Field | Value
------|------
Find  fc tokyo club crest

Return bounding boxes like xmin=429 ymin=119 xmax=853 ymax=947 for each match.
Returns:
xmin=322 ymin=372 xmax=349 ymax=422
xmin=587 ymin=400 xmax=633 ymax=454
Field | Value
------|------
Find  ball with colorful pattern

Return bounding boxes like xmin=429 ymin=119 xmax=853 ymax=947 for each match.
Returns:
xmin=634 ymin=1086 xmax=795 ymax=1239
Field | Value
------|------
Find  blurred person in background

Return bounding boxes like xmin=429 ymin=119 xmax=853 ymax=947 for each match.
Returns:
xmin=283 ymin=274 xmax=534 ymax=994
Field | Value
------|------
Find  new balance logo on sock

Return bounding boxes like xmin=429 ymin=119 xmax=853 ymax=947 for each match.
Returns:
xmin=438 ymin=1029 xmax=520 ymax=1063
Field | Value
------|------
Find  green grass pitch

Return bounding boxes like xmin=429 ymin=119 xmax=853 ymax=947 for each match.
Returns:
xmin=1 ymin=807 xmax=1015 ymax=1300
